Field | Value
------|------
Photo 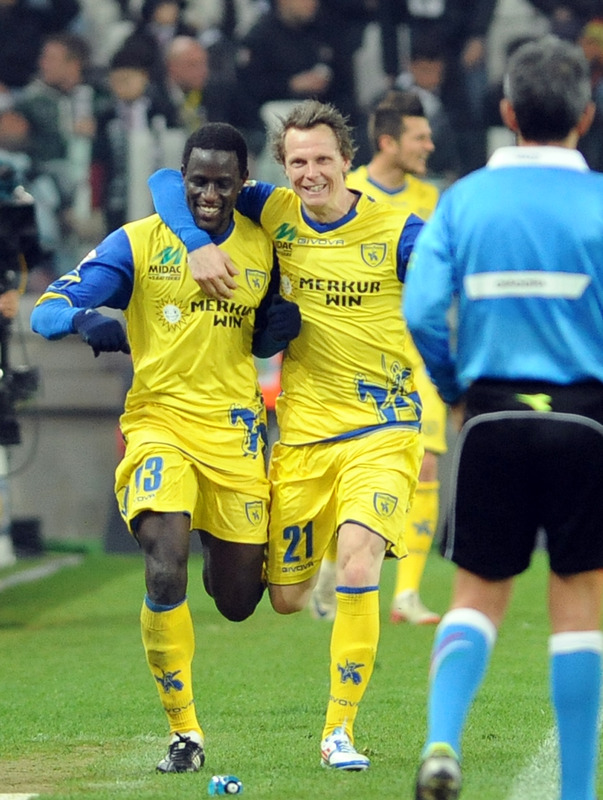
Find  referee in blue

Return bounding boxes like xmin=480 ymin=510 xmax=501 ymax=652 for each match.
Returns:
xmin=406 ymin=36 xmax=603 ymax=800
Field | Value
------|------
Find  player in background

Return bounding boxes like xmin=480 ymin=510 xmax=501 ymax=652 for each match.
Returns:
xmin=30 ymin=123 xmax=300 ymax=775
xmin=406 ymin=36 xmax=603 ymax=800
xmin=310 ymin=89 xmax=446 ymax=626
xmin=147 ymin=100 xmax=424 ymax=772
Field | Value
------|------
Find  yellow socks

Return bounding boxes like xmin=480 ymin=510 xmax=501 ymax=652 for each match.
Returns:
xmin=140 ymin=596 xmax=203 ymax=738
xmin=394 ymin=480 xmax=439 ymax=595
xmin=323 ymin=587 xmax=379 ymax=742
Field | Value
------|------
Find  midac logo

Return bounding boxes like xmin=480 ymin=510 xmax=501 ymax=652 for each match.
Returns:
xmin=149 ymin=247 xmax=183 ymax=278
xmin=156 ymin=247 xmax=183 ymax=265
xmin=273 ymin=223 xmax=297 ymax=241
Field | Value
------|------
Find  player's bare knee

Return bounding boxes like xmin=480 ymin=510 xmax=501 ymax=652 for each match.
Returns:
xmin=269 ymin=583 xmax=310 ymax=614
xmin=339 ymin=559 xmax=373 ymax=588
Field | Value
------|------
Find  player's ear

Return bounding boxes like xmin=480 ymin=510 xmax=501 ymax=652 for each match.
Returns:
xmin=499 ymin=98 xmax=519 ymax=133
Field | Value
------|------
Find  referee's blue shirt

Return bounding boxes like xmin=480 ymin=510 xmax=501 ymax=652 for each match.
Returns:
xmin=403 ymin=146 xmax=603 ymax=404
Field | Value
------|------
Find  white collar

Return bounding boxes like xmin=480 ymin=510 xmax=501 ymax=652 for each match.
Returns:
xmin=487 ymin=145 xmax=589 ymax=172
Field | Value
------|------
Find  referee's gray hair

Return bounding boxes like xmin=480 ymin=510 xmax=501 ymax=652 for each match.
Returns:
xmin=503 ymin=35 xmax=591 ymax=142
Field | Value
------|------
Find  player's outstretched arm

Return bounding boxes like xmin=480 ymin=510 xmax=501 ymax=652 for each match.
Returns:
xmin=149 ymin=169 xmax=276 ymax=300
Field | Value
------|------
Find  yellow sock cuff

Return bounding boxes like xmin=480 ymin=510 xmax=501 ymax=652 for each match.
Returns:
xmin=140 ymin=598 xmax=190 ymax=631
xmin=336 ymin=587 xmax=379 ymax=616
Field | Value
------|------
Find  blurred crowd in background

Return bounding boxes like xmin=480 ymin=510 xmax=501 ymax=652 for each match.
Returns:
xmin=1 ymin=0 xmax=603 ymax=292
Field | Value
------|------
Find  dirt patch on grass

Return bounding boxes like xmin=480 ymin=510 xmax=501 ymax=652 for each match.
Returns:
xmin=2 ymin=744 xmax=106 ymax=793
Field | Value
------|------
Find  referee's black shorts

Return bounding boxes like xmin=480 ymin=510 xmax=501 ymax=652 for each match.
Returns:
xmin=441 ymin=380 xmax=603 ymax=579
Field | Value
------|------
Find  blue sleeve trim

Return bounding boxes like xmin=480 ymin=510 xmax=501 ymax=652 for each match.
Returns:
xmin=397 ymin=213 xmax=425 ymax=282
xmin=235 ymin=180 xmax=274 ymax=224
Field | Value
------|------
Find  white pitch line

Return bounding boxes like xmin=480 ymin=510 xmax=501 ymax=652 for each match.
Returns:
xmin=0 ymin=556 xmax=82 ymax=800
xmin=505 ymin=727 xmax=558 ymax=800
xmin=0 ymin=554 xmax=82 ymax=593
xmin=0 ymin=794 xmax=40 ymax=799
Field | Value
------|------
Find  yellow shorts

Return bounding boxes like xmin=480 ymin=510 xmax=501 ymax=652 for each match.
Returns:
xmin=414 ymin=363 xmax=448 ymax=454
xmin=267 ymin=426 xmax=423 ymax=585
xmin=115 ymin=442 xmax=269 ymax=544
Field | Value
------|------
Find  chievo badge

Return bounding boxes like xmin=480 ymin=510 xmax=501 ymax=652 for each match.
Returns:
xmin=373 ymin=492 xmax=398 ymax=517
xmin=361 ymin=243 xmax=386 ymax=267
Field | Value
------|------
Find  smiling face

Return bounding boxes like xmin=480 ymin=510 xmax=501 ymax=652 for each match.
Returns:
xmin=183 ymin=148 xmax=246 ymax=236
xmin=391 ymin=115 xmax=434 ymax=177
xmin=282 ymin=124 xmax=352 ymax=222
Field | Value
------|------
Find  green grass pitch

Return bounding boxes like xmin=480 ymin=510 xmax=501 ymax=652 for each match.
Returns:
xmin=0 ymin=548 xmax=596 ymax=799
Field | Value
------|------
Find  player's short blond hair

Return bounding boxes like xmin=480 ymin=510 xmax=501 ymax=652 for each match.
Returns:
xmin=270 ymin=100 xmax=357 ymax=166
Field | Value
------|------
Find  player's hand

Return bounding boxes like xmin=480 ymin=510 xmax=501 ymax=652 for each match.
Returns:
xmin=266 ymin=295 xmax=301 ymax=342
xmin=0 ymin=289 xmax=20 ymax=320
xmin=189 ymin=243 xmax=239 ymax=299
xmin=72 ymin=309 xmax=130 ymax=357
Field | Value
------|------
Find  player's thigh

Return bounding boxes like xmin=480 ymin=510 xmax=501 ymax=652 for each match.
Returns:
xmin=199 ymin=531 xmax=266 ymax=620
xmin=194 ymin=463 xmax=270 ymax=546
xmin=336 ymin=427 xmax=423 ymax=558
xmin=115 ymin=444 xmax=200 ymax=535
xmin=267 ymin=440 xmax=339 ymax=586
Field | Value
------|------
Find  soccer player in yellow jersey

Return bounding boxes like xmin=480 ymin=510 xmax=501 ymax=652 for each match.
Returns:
xmin=30 ymin=123 xmax=300 ymax=774
xmin=147 ymin=101 xmax=425 ymax=771
xmin=312 ymin=90 xmax=447 ymax=626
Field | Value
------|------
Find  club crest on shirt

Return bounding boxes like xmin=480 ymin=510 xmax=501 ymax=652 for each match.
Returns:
xmin=373 ymin=492 xmax=398 ymax=517
xmin=246 ymin=268 xmax=267 ymax=293
xmin=361 ymin=243 xmax=387 ymax=267
xmin=245 ymin=501 xmax=264 ymax=525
